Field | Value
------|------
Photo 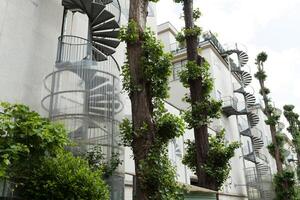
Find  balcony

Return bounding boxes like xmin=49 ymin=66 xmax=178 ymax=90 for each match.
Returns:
xmin=169 ymin=31 xmax=226 ymax=55
xmin=222 ymin=96 xmax=246 ymax=117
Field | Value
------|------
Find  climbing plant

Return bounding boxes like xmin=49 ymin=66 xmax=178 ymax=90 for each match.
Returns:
xmin=84 ymin=145 xmax=122 ymax=178
xmin=254 ymin=52 xmax=283 ymax=172
xmin=182 ymin=130 xmax=240 ymax=190
xmin=119 ymin=3 xmax=185 ymax=198
xmin=283 ymin=104 xmax=300 ymax=181
xmin=273 ymin=170 xmax=297 ymax=200
xmin=254 ymin=52 xmax=296 ymax=200
xmin=173 ymin=0 xmax=237 ymax=192
xmin=267 ymin=133 xmax=285 ymax=162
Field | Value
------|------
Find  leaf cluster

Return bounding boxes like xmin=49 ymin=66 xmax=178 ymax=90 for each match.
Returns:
xmin=120 ymin=25 xmax=172 ymax=100
xmin=0 ymin=102 xmax=69 ymax=178
xmin=267 ymin=133 xmax=285 ymax=162
xmin=259 ymin=87 xmax=270 ymax=95
xmin=84 ymin=145 xmax=122 ymax=178
xmin=175 ymin=27 xmax=202 ymax=44
xmin=119 ymin=22 xmax=185 ymax=199
xmin=254 ymin=69 xmax=267 ymax=81
xmin=273 ymin=170 xmax=296 ymax=200
xmin=139 ymin=145 xmax=185 ymax=200
xmin=183 ymin=99 xmax=222 ymax=129
xmin=19 ymin=152 xmax=109 ymax=200
xmin=202 ymin=130 xmax=240 ymax=189
xmin=256 ymin=51 xmax=268 ymax=64
xmin=182 ymin=130 xmax=240 ymax=190
xmin=0 ymin=102 xmax=109 ymax=199
xmin=142 ymin=30 xmax=173 ymax=99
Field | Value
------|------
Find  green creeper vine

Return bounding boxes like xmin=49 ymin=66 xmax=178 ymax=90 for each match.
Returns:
xmin=182 ymin=130 xmax=240 ymax=190
xmin=283 ymin=105 xmax=300 ymax=181
xmin=179 ymin=61 xmax=222 ymax=129
xmin=119 ymin=21 xmax=185 ymax=199
xmin=255 ymin=52 xmax=296 ymax=199
xmin=273 ymin=170 xmax=297 ymax=200
xmin=267 ymin=133 xmax=285 ymax=162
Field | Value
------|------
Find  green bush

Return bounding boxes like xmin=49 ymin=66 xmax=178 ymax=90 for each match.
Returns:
xmin=19 ymin=152 xmax=109 ymax=200
xmin=0 ymin=102 xmax=110 ymax=199
xmin=273 ymin=170 xmax=296 ymax=200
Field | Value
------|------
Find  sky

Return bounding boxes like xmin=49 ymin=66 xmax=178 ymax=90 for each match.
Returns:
xmin=156 ymin=0 xmax=300 ymax=128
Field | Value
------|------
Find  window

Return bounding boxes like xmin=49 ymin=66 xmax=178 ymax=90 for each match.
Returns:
xmin=172 ymin=60 xmax=187 ymax=81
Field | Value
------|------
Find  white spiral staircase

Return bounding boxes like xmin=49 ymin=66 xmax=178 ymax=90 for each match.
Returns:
xmin=221 ymin=47 xmax=273 ymax=200
xmin=42 ymin=1 xmax=124 ymax=199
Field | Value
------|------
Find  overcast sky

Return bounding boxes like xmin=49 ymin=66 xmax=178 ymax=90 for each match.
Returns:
xmin=156 ymin=0 xmax=300 ymax=126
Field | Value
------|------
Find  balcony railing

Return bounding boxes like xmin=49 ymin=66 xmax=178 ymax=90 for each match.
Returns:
xmin=222 ymin=96 xmax=238 ymax=110
xmin=169 ymin=31 xmax=226 ymax=54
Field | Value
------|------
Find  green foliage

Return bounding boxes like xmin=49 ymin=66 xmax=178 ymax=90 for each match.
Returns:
xmin=265 ymin=107 xmax=281 ymax=126
xmin=273 ymin=170 xmax=296 ymax=200
xmin=283 ymin=104 xmax=300 ymax=181
xmin=119 ymin=118 xmax=133 ymax=147
xmin=19 ymin=152 xmax=109 ymax=200
xmin=84 ymin=145 xmax=122 ymax=177
xmin=0 ymin=102 xmax=69 ymax=178
xmin=173 ymin=0 xmax=184 ymax=3
xmin=193 ymin=8 xmax=202 ymax=20
xmin=182 ymin=140 xmax=197 ymax=173
xmin=120 ymin=26 xmax=172 ymax=99
xmin=180 ymin=61 xmax=212 ymax=91
xmin=120 ymin=22 xmax=185 ymax=199
xmin=156 ymin=110 xmax=185 ymax=143
xmin=119 ymin=20 xmax=139 ymax=43
xmin=179 ymin=60 xmax=222 ymax=128
xmin=259 ymin=87 xmax=270 ymax=95
xmin=142 ymin=29 xmax=173 ymax=99
xmin=182 ymin=130 xmax=240 ymax=190
xmin=139 ymin=144 xmax=185 ymax=200
xmin=175 ymin=32 xmax=186 ymax=47
xmin=256 ymin=51 xmax=268 ymax=64
xmin=183 ymin=99 xmax=222 ymax=128
xmin=175 ymin=26 xmax=202 ymax=48
xmin=0 ymin=102 xmax=110 ymax=199
xmin=203 ymin=130 xmax=240 ymax=190
xmin=267 ymin=133 xmax=285 ymax=162
xmin=254 ymin=70 xmax=267 ymax=81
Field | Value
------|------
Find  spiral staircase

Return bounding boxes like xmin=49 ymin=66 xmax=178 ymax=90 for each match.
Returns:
xmin=42 ymin=0 xmax=124 ymax=199
xmin=221 ymin=47 xmax=273 ymax=200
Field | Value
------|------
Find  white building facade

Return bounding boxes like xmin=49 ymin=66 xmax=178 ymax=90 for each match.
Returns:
xmin=0 ymin=1 xmax=281 ymax=200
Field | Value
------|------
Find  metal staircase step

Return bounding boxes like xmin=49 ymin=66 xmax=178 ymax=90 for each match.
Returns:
xmin=244 ymin=152 xmax=256 ymax=163
xmin=91 ymin=3 xmax=106 ymax=20
xmin=92 ymin=20 xmax=119 ymax=32
xmin=93 ymin=42 xmax=116 ymax=56
xmin=78 ymin=0 xmax=92 ymax=14
xmin=92 ymin=47 xmax=107 ymax=61
xmin=93 ymin=37 xmax=120 ymax=48
xmin=240 ymin=128 xmax=251 ymax=137
xmin=92 ymin=10 xmax=115 ymax=26
xmin=92 ymin=30 xmax=119 ymax=38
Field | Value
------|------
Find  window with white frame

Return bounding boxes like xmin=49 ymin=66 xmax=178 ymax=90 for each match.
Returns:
xmin=172 ymin=59 xmax=187 ymax=81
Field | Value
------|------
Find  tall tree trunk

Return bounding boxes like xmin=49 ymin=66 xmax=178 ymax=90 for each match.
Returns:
xmin=259 ymin=79 xmax=283 ymax=172
xmin=127 ymin=0 xmax=155 ymax=199
xmin=183 ymin=0 xmax=215 ymax=190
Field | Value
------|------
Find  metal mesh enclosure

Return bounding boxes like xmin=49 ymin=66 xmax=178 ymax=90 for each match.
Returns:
xmin=42 ymin=35 xmax=124 ymax=199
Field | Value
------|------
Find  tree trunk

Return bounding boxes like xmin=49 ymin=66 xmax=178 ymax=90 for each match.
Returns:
xmin=183 ymin=0 xmax=216 ymax=190
xmin=270 ymin=125 xmax=283 ymax=172
xmin=259 ymin=79 xmax=283 ymax=172
xmin=127 ymin=0 xmax=155 ymax=199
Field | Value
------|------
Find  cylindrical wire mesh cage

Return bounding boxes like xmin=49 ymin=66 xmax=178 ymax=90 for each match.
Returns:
xmin=42 ymin=35 xmax=124 ymax=199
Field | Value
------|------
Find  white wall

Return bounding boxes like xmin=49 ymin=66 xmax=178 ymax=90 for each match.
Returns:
xmin=0 ymin=0 xmax=63 ymax=114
